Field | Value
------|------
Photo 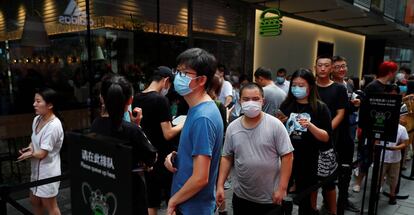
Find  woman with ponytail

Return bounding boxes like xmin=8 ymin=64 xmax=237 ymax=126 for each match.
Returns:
xmin=91 ymin=75 xmax=157 ymax=215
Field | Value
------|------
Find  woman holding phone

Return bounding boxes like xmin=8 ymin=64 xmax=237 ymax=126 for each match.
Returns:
xmin=279 ymin=69 xmax=332 ymax=215
xmin=18 ymin=88 xmax=64 ymax=215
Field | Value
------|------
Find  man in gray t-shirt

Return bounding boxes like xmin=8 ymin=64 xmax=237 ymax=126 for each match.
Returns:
xmin=216 ymin=83 xmax=294 ymax=215
xmin=254 ymin=67 xmax=287 ymax=116
xmin=263 ymin=84 xmax=287 ymax=115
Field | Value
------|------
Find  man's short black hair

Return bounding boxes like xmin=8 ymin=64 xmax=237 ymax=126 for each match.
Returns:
xmin=277 ymin=68 xmax=287 ymax=75
xmin=254 ymin=67 xmax=272 ymax=80
xmin=332 ymin=55 xmax=347 ymax=63
xmin=385 ymin=84 xmax=400 ymax=94
xmin=400 ymin=66 xmax=411 ymax=75
xmin=316 ymin=55 xmax=333 ymax=64
xmin=239 ymin=82 xmax=264 ymax=98
xmin=176 ymin=48 xmax=217 ymax=90
xmin=217 ymin=63 xmax=226 ymax=73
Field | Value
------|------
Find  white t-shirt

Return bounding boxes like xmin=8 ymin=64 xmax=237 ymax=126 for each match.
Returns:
xmin=381 ymin=124 xmax=409 ymax=163
xmin=30 ymin=115 xmax=64 ymax=198
xmin=218 ymin=80 xmax=233 ymax=105
xmin=275 ymin=80 xmax=290 ymax=94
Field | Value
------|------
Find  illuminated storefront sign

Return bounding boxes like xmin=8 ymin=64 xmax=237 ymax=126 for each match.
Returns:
xmin=259 ymin=8 xmax=283 ymax=37
xmin=0 ymin=16 xmax=188 ymax=41
xmin=58 ymin=0 xmax=94 ymax=26
xmin=0 ymin=0 xmax=237 ymax=41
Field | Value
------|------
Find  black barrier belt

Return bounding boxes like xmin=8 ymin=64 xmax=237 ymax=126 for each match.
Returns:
xmin=4 ymin=195 xmax=32 ymax=215
xmin=0 ymin=173 xmax=70 ymax=215
xmin=7 ymin=174 xmax=69 ymax=193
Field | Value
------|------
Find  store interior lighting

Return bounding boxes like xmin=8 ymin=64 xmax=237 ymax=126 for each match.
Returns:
xmin=21 ymin=12 xmax=50 ymax=47
xmin=93 ymin=46 xmax=105 ymax=61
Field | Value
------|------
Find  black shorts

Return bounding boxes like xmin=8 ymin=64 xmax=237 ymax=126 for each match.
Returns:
xmin=232 ymin=193 xmax=282 ymax=215
xmin=321 ymin=179 xmax=336 ymax=191
xmin=318 ymin=172 xmax=337 ymax=191
xmin=145 ymin=164 xmax=173 ymax=208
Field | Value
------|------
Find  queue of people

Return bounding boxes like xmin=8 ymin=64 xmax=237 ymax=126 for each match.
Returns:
xmin=16 ymin=47 xmax=414 ymax=215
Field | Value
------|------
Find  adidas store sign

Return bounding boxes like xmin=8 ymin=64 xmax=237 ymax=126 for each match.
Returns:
xmin=59 ymin=0 xmax=94 ymax=26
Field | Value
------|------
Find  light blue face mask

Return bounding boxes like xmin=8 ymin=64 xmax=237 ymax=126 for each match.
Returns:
xmin=276 ymin=77 xmax=285 ymax=84
xmin=291 ymin=86 xmax=307 ymax=99
xmin=399 ymin=85 xmax=407 ymax=94
xmin=174 ymin=73 xmax=195 ymax=96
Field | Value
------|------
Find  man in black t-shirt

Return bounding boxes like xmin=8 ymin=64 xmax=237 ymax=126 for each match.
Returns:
xmin=331 ymin=56 xmax=361 ymax=212
xmin=353 ymin=61 xmax=398 ymax=194
xmin=315 ymin=55 xmax=348 ymax=215
xmin=364 ymin=61 xmax=398 ymax=94
xmin=132 ymin=66 xmax=184 ymax=215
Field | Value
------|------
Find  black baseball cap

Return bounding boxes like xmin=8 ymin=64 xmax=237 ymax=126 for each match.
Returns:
xmin=153 ymin=66 xmax=174 ymax=80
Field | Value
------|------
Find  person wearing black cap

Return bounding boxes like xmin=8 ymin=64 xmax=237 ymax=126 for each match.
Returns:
xmin=132 ymin=66 xmax=184 ymax=215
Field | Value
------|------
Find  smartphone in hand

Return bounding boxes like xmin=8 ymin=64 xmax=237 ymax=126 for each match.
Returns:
xmin=171 ymin=153 xmax=177 ymax=168
xmin=226 ymin=101 xmax=235 ymax=109
xmin=276 ymin=109 xmax=288 ymax=123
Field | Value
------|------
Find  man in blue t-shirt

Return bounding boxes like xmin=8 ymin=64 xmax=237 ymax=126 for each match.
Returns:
xmin=164 ymin=48 xmax=224 ymax=215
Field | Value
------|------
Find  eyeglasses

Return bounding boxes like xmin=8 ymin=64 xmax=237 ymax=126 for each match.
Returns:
xmin=173 ymin=68 xmax=198 ymax=77
xmin=334 ymin=64 xmax=347 ymax=69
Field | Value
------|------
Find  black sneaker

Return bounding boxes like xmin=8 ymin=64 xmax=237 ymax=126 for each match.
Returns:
xmin=311 ymin=208 xmax=320 ymax=215
xmin=345 ymin=201 xmax=360 ymax=212
xmin=388 ymin=196 xmax=397 ymax=205
xmin=218 ymin=211 xmax=228 ymax=215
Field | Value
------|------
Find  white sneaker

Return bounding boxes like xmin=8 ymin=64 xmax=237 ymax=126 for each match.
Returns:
xmin=352 ymin=185 xmax=361 ymax=193
xmin=354 ymin=168 xmax=359 ymax=177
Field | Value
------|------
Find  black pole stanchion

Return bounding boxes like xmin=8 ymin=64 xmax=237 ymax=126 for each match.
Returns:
xmin=85 ymin=0 xmax=94 ymax=124
xmin=368 ymin=144 xmax=384 ymax=215
xmin=382 ymin=149 xmax=409 ymax=199
xmin=375 ymin=142 xmax=388 ymax=215
xmin=359 ymin=139 xmax=371 ymax=215
xmin=0 ymin=199 xmax=6 ymax=215
xmin=360 ymin=165 xmax=370 ymax=215
xmin=337 ymin=164 xmax=352 ymax=215
xmin=0 ymin=186 xmax=7 ymax=215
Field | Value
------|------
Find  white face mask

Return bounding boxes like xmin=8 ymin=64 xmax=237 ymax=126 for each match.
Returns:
xmin=161 ymin=87 xmax=169 ymax=96
xmin=241 ymin=101 xmax=262 ymax=118
xmin=161 ymin=79 xmax=170 ymax=96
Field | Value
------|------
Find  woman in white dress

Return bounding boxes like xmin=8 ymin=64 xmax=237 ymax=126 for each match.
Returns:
xmin=18 ymin=88 xmax=64 ymax=215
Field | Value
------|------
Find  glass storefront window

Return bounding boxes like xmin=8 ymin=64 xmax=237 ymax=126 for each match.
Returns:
xmin=384 ymin=46 xmax=413 ymax=69
xmin=0 ymin=0 xmax=248 ymax=116
xmin=0 ymin=0 xmax=250 ymax=185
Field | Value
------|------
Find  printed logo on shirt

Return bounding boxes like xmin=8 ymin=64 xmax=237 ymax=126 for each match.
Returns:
xmin=286 ymin=112 xmax=311 ymax=140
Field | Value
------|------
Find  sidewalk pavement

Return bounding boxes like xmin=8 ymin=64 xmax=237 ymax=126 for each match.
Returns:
xmin=6 ymin=160 xmax=414 ymax=215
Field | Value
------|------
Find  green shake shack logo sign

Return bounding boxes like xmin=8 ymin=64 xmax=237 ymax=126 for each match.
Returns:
xmin=259 ymin=8 xmax=283 ymax=37
xmin=82 ymin=182 xmax=117 ymax=215
xmin=359 ymin=94 xmax=401 ymax=142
